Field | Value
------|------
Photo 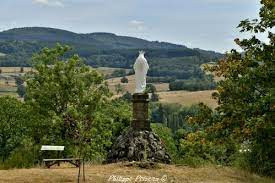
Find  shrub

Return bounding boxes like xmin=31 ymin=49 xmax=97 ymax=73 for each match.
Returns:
xmin=151 ymin=123 xmax=178 ymax=162
xmin=0 ymin=139 xmax=38 ymax=169
xmin=121 ymin=76 xmax=128 ymax=83
xmin=120 ymin=91 xmax=132 ymax=102
xmin=178 ymin=131 xmax=229 ymax=166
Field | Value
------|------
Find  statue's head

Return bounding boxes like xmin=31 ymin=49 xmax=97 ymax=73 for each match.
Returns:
xmin=139 ymin=50 xmax=145 ymax=55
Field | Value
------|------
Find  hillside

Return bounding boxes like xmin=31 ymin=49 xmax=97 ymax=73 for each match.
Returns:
xmin=0 ymin=27 xmax=184 ymax=49
xmin=0 ymin=27 xmax=223 ymax=81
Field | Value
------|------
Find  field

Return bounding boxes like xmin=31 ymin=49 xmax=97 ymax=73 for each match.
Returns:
xmin=0 ymin=163 xmax=273 ymax=183
xmin=0 ymin=67 xmax=30 ymax=98
xmin=0 ymin=67 xmax=218 ymax=108
xmin=158 ymin=90 xmax=217 ymax=108
xmin=0 ymin=67 xmax=128 ymax=98
xmin=0 ymin=67 xmax=33 ymax=73
xmin=107 ymin=75 xmax=169 ymax=93
xmin=107 ymin=75 xmax=217 ymax=108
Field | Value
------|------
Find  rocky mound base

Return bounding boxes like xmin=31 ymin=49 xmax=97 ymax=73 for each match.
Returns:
xmin=106 ymin=128 xmax=171 ymax=164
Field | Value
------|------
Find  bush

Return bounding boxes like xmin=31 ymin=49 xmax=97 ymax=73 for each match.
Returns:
xmin=145 ymin=84 xmax=157 ymax=93
xmin=120 ymin=91 xmax=132 ymax=102
xmin=151 ymin=93 xmax=159 ymax=102
xmin=121 ymin=76 xmax=128 ymax=83
xmin=151 ymin=123 xmax=178 ymax=162
xmin=0 ymin=96 xmax=30 ymax=162
xmin=178 ymin=131 xmax=229 ymax=166
xmin=0 ymin=138 xmax=38 ymax=169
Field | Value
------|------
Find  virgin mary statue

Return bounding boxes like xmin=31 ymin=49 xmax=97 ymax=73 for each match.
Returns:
xmin=134 ymin=51 xmax=149 ymax=93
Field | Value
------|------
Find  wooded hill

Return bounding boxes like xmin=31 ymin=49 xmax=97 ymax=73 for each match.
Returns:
xmin=0 ymin=27 xmax=223 ymax=80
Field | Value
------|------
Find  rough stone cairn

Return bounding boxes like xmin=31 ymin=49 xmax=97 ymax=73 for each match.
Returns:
xmin=106 ymin=93 xmax=171 ymax=164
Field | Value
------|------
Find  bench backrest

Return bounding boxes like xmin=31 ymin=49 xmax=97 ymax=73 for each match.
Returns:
xmin=41 ymin=145 xmax=64 ymax=151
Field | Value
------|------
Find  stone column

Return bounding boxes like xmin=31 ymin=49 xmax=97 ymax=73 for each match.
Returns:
xmin=131 ymin=93 xmax=151 ymax=131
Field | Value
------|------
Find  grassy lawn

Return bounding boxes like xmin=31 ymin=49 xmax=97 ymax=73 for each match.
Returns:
xmin=0 ymin=163 xmax=273 ymax=183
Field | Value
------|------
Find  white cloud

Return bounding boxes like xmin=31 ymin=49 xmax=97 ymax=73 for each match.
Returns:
xmin=0 ymin=21 xmax=18 ymax=32
xmin=32 ymin=0 xmax=64 ymax=7
xmin=200 ymin=0 xmax=252 ymax=4
xmin=129 ymin=20 xmax=146 ymax=32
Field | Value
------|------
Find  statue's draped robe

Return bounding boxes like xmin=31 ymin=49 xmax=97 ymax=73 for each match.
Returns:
xmin=134 ymin=53 xmax=149 ymax=93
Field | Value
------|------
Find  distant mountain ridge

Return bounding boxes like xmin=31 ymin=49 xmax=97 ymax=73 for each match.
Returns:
xmin=0 ymin=27 xmax=223 ymax=81
xmin=0 ymin=27 xmax=185 ymax=50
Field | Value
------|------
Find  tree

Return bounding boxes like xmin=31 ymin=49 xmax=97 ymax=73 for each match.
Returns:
xmin=151 ymin=93 xmax=159 ymax=102
xmin=17 ymin=84 xmax=26 ymax=98
xmin=115 ymin=83 xmax=124 ymax=95
xmin=200 ymin=1 xmax=274 ymax=176
xmin=0 ymin=96 xmax=29 ymax=162
xmin=145 ymin=83 xmax=156 ymax=93
xmin=15 ymin=76 xmax=25 ymax=98
xmin=121 ymin=76 xmax=128 ymax=83
xmin=151 ymin=123 xmax=178 ymax=162
xmin=25 ymin=44 xmax=113 ymax=160
xmin=15 ymin=76 xmax=24 ymax=86
xmin=120 ymin=91 xmax=132 ymax=102
xmin=145 ymin=84 xmax=159 ymax=101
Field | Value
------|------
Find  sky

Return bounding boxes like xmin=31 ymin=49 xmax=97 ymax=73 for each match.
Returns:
xmin=0 ymin=0 xmax=261 ymax=53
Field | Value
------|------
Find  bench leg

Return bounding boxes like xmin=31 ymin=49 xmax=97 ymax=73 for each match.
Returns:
xmin=45 ymin=161 xmax=51 ymax=168
xmin=68 ymin=160 xmax=80 ymax=167
xmin=44 ymin=161 xmax=58 ymax=168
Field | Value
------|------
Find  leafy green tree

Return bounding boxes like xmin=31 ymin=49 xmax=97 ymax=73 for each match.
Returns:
xmin=145 ymin=84 xmax=159 ymax=101
xmin=151 ymin=93 xmax=159 ymax=102
xmin=107 ymin=99 xmax=132 ymax=142
xmin=25 ymin=44 xmax=112 ymax=160
xmin=151 ymin=123 xmax=178 ymax=162
xmin=200 ymin=1 xmax=274 ymax=176
xmin=145 ymin=83 xmax=157 ymax=93
xmin=15 ymin=76 xmax=24 ymax=86
xmin=115 ymin=83 xmax=124 ymax=95
xmin=120 ymin=76 xmax=128 ymax=83
xmin=16 ymin=84 xmax=26 ymax=98
xmin=0 ymin=96 xmax=29 ymax=162
xmin=120 ymin=91 xmax=132 ymax=102
xmin=15 ymin=76 xmax=25 ymax=98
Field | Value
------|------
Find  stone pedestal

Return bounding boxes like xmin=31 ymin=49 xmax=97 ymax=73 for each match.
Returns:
xmin=106 ymin=128 xmax=171 ymax=164
xmin=131 ymin=93 xmax=150 ymax=131
xmin=105 ymin=93 xmax=171 ymax=164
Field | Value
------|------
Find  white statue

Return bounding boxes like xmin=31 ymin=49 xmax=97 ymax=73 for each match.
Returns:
xmin=134 ymin=51 xmax=149 ymax=93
